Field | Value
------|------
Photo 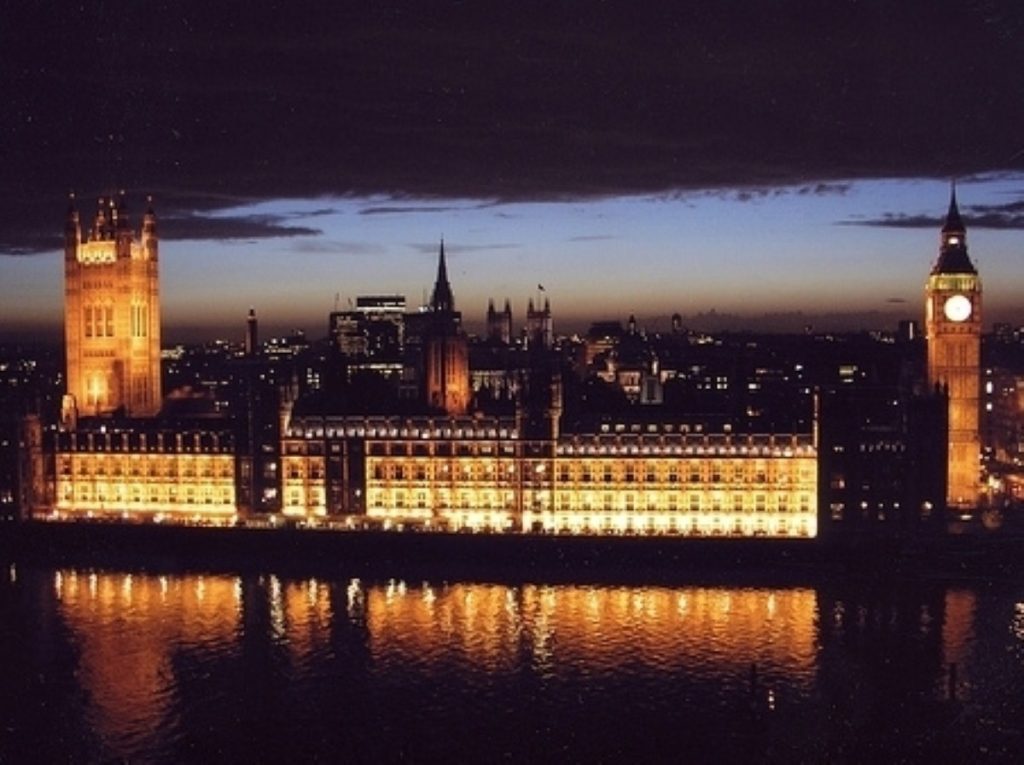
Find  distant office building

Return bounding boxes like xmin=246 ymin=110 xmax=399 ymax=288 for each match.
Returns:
xmin=329 ymin=295 xmax=406 ymax=381
xmin=329 ymin=295 xmax=405 ymax=358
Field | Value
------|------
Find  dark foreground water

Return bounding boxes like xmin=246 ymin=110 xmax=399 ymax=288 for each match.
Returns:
xmin=1 ymin=561 xmax=1022 ymax=763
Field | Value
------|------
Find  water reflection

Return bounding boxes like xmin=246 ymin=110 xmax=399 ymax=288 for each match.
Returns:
xmin=53 ymin=570 xmax=243 ymax=756
xmin=1 ymin=566 xmax=1020 ymax=762
xmin=363 ymin=583 xmax=819 ymax=687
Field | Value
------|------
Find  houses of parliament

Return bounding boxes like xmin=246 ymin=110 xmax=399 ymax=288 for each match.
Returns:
xmin=16 ymin=190 xmax=984 ymax=536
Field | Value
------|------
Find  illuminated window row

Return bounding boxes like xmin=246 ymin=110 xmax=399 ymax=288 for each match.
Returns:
xmin=58 ymin=455 xmax=235 ymax=480
xmin=369 ymin=457 xmax=520 ymax=482
xmin=57 ymin=483 xmax=235 ymax=511
xmin=288 ymin=421 xmax=519 ymax=441
xmin=366 ymin=488 xmax=811 ymax=514
xmin=363 ymin=505 xmax=816 ymax=538
xmin=522 ymin=511 xmax=817 ymax=538
xmin=367 ymin=489 xmax=518 ymax=512
xmin=557 ymin=443 xmax=813 ymax=457
xmin=365 ymin=456 xmax=815 ymax=488
xmin=60 ymin=433 xmax=234 ymax=453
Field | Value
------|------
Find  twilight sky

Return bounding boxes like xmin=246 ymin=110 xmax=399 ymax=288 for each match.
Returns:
xmin=2 ymin=1 xmax=1022 ymax=342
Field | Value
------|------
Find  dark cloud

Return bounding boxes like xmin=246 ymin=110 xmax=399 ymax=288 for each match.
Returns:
xmin=289 ymin=240 xmax=387 ymax=256
xmin=2 ymin=0 xmax=1023 ymax=253
xmin=840 ymin=214 xmax=942 ymax=229
xmin=159 ymin=213 xmax=321 ymax=242
xmin=797 ymin=183 xmax=852 ymax=197
xmin=408 ymin=242 xmax=520 ymax=255
xmin=842 ymin=195 xmax=1024 ymax=230
xmin=360 ymin=205 xmax=465 ymax=216
xmin=668 ymin=181 xmax=852 ymax=205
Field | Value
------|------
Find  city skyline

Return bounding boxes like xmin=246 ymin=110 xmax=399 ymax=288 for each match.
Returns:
xmin=3 ymin=1 xmax=1022 ymax=341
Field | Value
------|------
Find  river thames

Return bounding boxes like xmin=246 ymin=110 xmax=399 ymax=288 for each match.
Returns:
xmin=1 ymin=561 xmax=1022 ymax=763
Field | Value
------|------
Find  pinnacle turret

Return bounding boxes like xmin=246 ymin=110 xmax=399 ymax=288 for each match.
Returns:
xmin=430 ymin=239 xmax=455 ymax=312
xmin=933 ymin=184 xmax=975 ymax=275
xmin=941 ymin=183 xmax=964 ymax=236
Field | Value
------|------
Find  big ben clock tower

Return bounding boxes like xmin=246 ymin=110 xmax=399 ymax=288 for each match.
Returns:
xmin=925 ymin=187 xmax=981 ymax=509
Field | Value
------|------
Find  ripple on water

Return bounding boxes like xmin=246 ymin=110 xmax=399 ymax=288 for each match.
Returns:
xmin=4 ymin=563 xmax=1022 ymax=762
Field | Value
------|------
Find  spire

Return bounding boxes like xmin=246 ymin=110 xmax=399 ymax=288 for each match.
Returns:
xmin=65 ymin=192 xmax=80 ymax=250
xmin=93 ymin=197 xmax=106 ymax=240
xmin=246 ymin=307 xmax=259 ymax=357
xmin=933 ymin=184 xmax=976 ymax=275
xmin=115 ymin=190 xmax=130 ymax=230
xmin=430 ymin=239 xmax=455 ymax=312
xmin=942 ymin=181 xmax=964 ymax=236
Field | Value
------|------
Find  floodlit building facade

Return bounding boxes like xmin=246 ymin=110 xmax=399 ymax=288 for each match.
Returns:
xmin=52 ymin=426 xmax=238 ymax=524
xmin=280 ymin=414 xmax=818 ymax=537
xmin=29 ymin=195 xmax=243 ymax=525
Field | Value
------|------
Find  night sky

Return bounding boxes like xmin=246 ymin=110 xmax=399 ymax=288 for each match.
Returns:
xmin=2 ymin=1 xmax=1022 ymax=341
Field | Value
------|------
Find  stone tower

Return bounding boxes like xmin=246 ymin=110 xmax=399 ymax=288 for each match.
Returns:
xmin=64 ymin=193 xmax=162 ymax=419
xmin=423 ymin=240 xmax=470 ymax=415
xmin=925 ymin=186 xmax=981 ymax=509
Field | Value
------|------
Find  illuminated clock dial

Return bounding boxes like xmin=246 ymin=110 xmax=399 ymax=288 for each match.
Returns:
xmin=943 ymin=294 xmax=972 ymax=322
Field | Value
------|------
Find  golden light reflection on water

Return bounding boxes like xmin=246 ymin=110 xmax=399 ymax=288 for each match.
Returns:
xmin=26 ymin=566 xmax=1023 ymax=762
xmin=54 ymin=570 xmax=242 ymax=750
xmin=363 ymin=582 xmax=820 ymax=682
xmin=54 ymin=569 xmax=821 ymax=749
xmin=279 ymin=577 xmax=334 ymax=659
xmin=942 ymin=587 xmax=978 ymax=694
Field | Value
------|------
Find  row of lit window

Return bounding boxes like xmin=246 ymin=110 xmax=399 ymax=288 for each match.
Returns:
xmin=367 ymin=490 xmax=812 ymax=514
xmin=290 ymin=425 xmax=518 ymax=440
xmin=364 ymin=457 xmax=814 ymax=485
xmin=365 ymin=442 xmax=521 ymax=457
xmin=365 ymin=509 xmax=816 ymax=538
xmin=282 ymin=456 xmax=325 ymax=481
xmin=60 ymin=439 xmax=233 ymax=453
xmin=368 ymin=491 xmax=516 ymax=511
xmin=284 ymin=488 xmax=325 ymax=513
xmin=59 ymin=485 xmax=234 ymax=505
xmin=59 ymin=458 xmax=234 ymax=479
xmin=369 ymin=460 xmax=520 ymax=482
xmin=557 ymin=444 xmax=813 ymax=457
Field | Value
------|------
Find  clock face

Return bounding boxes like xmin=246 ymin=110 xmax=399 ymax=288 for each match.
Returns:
xmin=943 ymin=294 xmax=972 ymax=322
